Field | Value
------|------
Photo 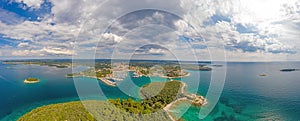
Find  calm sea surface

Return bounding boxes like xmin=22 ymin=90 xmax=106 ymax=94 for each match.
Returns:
xmin=0 ymin=61 xmax=300 ymax=120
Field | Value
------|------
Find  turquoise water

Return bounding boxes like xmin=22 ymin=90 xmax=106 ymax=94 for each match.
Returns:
xmin=0 ymin=62 xmax=152 ymax=120
xmin=170 ymin=62 xmax=300 ymax=121
xmin=1 ymin=61 xmax=300 ymax=120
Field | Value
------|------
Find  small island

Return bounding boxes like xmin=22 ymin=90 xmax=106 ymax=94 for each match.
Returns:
xmin=280 ymin=69 xmax=300 ymax=72
xmin=24 ymin=77 xmax=40 ymax=84
xmin=259 ymin=73 xmax=267 ymax=76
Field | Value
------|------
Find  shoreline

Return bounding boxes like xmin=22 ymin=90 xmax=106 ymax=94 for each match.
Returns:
xmin=159 ymin=72 xmax=191 ymax=79
xmin=163 ymin=82 xmax=207 ymax=121
xmin=76 ymin=75 xmax=117 ymax=87
xmin=24 ymin=79 xmax=40 ymax=84
xmin=163 ymin=97 xmax=189 ymax=121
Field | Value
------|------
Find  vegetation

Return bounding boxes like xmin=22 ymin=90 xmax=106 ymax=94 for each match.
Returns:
xmin=109 ymin=81 xmax=183 ymax=114
xmin=280 ymin=69 xmax=300 ymax=72
xmin=25 ymin=77 xmax=39 ymax=82
xmin=3 ymin=60 xmax=71 ymax=68
xmin=96 ymin=69 xmax=111 ymax=78
xmin=140 ymin=69 xmax=150 ymax=75
xmin=18 ymin=100 xmax=171 ymax=121
xmin=95 ymin=63 xmax=111 ymax=70
xmin=66 ymin=73 xmax=74 ymax=77
xmin=181 ymin=64 xmax=212 ymax=71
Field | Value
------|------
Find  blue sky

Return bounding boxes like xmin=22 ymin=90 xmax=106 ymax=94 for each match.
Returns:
xmin=0 ymin=0 xmax=299 ymax=61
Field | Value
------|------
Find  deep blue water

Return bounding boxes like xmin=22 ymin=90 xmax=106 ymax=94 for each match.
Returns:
xmin=0 ymin=61 xmax=300 ymax=120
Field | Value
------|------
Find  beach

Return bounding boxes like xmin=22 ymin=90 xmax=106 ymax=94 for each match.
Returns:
xmin=163 ymin=81 xmax=207 ymax=121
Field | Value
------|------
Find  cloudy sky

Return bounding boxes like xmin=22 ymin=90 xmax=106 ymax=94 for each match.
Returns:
xmin=0 ymin=0 xmax=299 ymax=61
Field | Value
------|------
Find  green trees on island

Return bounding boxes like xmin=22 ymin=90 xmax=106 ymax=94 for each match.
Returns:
xmin=140 ymin=69 xmax=150 ymax=75
xmin=24 ymin=77 xmax=40 ymax=83
xmin=18 ymin=101 xmax=171 ymax=121
xmin=109 ymin=81 xmax=182 ymax=114
xmin=19 ymin=80 xmax=182 ymax=121
xmin=96 ymin=69 xmax=111 ymax=78
xmin=25 ymin=77 xmax=39 ymax=82
xmin=18 ymin=101 xmax=95 ymax=121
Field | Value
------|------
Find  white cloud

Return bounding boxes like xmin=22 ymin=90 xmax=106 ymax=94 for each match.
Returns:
xmin=11 ymin=47 xmax=74 ymax=56
xmin=12 ymin=49 xmax=44 ymax=56
xmin=1 ymin=0 xmax=300 ymax=61
xmin=102 ymin=33 xmax=123 ymax=43
xmin=14 ymin=0 xmax=43 ymax=9
xmin=42 ymin=47 xmax=74 ymax=55
xmin=0 ymin=8 xmax=25 ymax=24
xmin=17 ymin=42 xmax=29 ymax=48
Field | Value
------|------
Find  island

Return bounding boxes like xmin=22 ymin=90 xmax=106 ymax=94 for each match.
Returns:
xmin=280 ymin=69 xmax=300 ymax=72
xmin=2 ymin=60 xmax=71 ymax=68
xmin=181 ymin=64 xmax=212 ymax=71
xmin=24 ymin=77 xmax=40 ymax=84
xmin=259 ymin=73 xmax=267 ymax=76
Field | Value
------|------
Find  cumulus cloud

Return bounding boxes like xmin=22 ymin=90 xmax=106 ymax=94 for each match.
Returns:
xmin=11 ymin=47 xmax=74 ymax=56
xmin=102 ymin=33 xmax=123 ymax=43
xmin=1 ymin=0 xmax=300 ymax=61
xmin=42 ymin=47 xmax=74 ymax=55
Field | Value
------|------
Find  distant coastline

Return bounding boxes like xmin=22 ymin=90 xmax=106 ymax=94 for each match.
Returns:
xmin=280 ymin=68 xmax=300 ymax=72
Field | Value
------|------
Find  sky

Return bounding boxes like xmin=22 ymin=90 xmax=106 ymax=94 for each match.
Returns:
xmin=0 ymin=0 xmax=299 ymax=61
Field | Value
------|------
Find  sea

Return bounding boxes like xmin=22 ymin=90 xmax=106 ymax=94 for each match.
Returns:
xmin=0 ymin=61 xmax=300 ymax=121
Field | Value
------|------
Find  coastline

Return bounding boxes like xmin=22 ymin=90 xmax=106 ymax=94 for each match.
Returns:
xmin=77 ymin=75 xmax=117 ymax=86
xmin=160 ymin=72 xmax=191 ymax=79
xmin=2 ymin=96 xmax=82 ymax=121
xmin=98 ymin=77 xmax=116 ymax=86
xmin=164 ymin=97 xmax=189 ymax=121
xmin=24 ymin=79 xmax=40 ymax=84
xmin=163 ymin=82 xmax=207 ymax=121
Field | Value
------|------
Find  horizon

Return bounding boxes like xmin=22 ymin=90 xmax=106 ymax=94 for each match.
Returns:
xmin=1 ymin=58 xmax=300 ymax=63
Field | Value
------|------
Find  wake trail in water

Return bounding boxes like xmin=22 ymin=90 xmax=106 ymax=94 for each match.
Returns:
xmin=0 ymin=75 xmax=16 ymax=85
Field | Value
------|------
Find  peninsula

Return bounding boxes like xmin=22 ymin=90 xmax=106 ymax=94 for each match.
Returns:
xmin=107 ymin=80 xmax=207 ymax=121
xmin=139 ymin=81 xmax=207 ymax=120
xmin=67 ymin=62 xmax=192 ymax=86
xmin=280 ymin=68 xmax=300 ymax=72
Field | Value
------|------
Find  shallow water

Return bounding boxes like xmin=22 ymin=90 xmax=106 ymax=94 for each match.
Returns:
xmin=0 ymin=62 xmax=151 ymax=120
xmin=170 ymin=62 xmax=300 ymax=121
